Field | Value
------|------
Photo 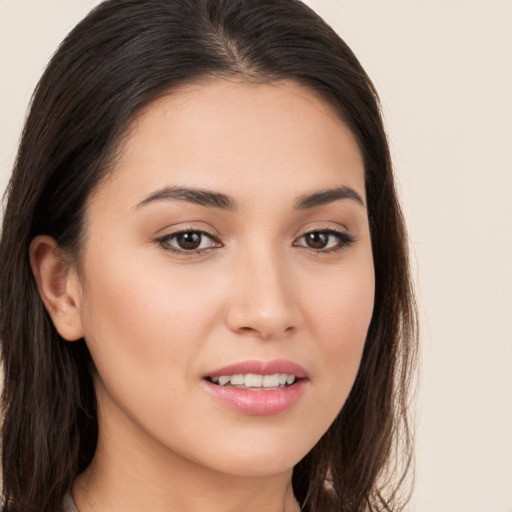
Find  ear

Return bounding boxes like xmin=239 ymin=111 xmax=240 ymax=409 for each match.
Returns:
xmin=29 ymin=235 xmax=84 ymax=341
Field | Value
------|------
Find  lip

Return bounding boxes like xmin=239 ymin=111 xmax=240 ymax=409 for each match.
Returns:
xmin=202 ymin=359 xmax=308 ymax=416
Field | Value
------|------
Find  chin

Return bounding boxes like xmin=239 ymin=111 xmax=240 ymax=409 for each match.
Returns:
xmin=181 ymin=426 xmax=321 ymax=479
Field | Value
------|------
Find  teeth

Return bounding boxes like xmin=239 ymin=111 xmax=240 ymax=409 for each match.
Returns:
xmin=211 ymin=373 xmax=299 ymax=388
xmin=245 ymin=374 xmax=263 ymax=387
xmin=217 ymin=375 xmax=230 ymax=386
xmin=263 ymin=374 xmax=280 ymax=387
xmin=230 ymin=374 xmax=244 ymax=385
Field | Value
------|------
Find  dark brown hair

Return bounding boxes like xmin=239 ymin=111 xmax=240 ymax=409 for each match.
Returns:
xmin=0 ymin=1 xmax=417 ymax=511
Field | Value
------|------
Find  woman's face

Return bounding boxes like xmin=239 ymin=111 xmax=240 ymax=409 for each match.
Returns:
xmin=74 ymin=80 xmax=374 ymax=478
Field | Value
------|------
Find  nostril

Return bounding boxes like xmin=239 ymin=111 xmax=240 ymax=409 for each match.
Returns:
xmin=238 ymin=326 xmax=257 ymax=334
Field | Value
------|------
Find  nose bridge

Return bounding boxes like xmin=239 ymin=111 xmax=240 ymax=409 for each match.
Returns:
xmin=226 ymin=240 xmax=300 ymax=338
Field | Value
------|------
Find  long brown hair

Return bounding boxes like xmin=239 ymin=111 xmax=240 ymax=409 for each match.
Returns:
xmin=0 ymin=1 xmax=417 ymax=511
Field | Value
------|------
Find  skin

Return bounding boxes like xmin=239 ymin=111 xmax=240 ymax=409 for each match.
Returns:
xmin=31 ymin=80 xmax=374 ymax=512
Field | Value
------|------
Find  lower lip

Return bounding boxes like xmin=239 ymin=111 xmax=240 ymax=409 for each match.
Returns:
xmin=202 ymin=379 xmax=307 ymax=416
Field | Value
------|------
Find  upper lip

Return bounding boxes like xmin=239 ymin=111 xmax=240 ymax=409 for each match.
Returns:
xmin=205 ymin=359 xmax=308 ymax=379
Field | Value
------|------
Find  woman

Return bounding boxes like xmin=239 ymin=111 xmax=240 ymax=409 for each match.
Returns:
xmin=0 ymin=1 xmax=417 ymax=511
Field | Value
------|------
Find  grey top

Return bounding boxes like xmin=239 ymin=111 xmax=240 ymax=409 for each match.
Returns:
xmin=62 ymin=492 xmax=79 ymax=512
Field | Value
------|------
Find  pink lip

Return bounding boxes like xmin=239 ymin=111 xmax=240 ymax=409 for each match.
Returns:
xmin=202 ymin=359 xmax=308 ymax=416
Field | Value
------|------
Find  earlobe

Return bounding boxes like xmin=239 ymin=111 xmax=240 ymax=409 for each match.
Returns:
xmin=29 ymin=235 xmax=84 ymax=341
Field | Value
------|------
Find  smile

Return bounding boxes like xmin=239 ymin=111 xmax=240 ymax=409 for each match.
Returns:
xmin=208 ymin=373 xmax=297 ymax=389
xmin=202 ymin=360 xmax=308 ymax=415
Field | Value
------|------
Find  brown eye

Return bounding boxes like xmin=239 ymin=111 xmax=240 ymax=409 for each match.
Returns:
xmin=175 ymin=232 xmax=202 ymax=250
xmin=294 ymin=229 xmax=356 ymax=253
xmin=304 ymin=232 xmax=329 ymax=249
xmin=159 ymin=230 xmax=220 ymax=253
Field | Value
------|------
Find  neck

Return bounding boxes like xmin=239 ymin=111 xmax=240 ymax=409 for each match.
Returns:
xmin=73 ymin=454 xmax=299 ymax=512
xmin=73 ymin=390 xmax=300 ymax=512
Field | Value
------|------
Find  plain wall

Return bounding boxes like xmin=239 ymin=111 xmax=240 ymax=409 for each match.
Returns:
xmin=1 ymin=1 xmax=511 ymax=511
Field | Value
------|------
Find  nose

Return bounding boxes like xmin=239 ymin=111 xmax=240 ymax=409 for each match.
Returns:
xmin=225 ymin=248 xmax=302 ymax=340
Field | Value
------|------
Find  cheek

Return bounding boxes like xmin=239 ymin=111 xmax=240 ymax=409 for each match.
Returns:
xmin=307 ymin=256 xmax=374 ymax=352
xmin=79 ymin=252 xmax=222 ymax=389
xmin=301 ymin=258 xmax=375 ymax=419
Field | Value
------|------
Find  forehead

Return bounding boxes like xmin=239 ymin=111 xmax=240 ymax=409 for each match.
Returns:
xmin=93 ymin=79 xmax=365 ymax=211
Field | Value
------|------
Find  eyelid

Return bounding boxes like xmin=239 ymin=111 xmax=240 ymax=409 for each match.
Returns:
xmin=156 ymin=226 xmax=223 ymax=255
xmin=292 ymin=226 xmax=356 ymax=253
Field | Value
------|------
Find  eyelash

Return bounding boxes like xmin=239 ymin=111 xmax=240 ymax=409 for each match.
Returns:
xmin=156 ymin=227 xmax=356 ymax=256
xmin=293 ymin=228 xmax=356 ymax=254
xmin=156 ymin=228 xmax=221 ymax=255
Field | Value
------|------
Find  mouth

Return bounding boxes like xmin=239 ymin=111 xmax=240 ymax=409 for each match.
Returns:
xmin=205 ymin=372 xmax=301 ymax=390
xmin=202 ymin=360 xmax=308 ymax=415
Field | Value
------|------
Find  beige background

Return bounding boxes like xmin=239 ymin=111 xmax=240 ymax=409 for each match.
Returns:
xmin=1 ymin=1 xmax=511 ymax=511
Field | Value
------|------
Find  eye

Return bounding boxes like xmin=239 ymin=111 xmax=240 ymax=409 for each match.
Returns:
xmin=157 ymin=229 xmax=221 ymax=254
xmin=293 ymin=229 xmax=355 ymax=253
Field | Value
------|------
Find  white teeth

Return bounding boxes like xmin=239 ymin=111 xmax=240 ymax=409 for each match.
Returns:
xmin=244 ymin=374 xmax=263 ymax=387
xmin=230 ymin=374 xmax=245 ymax=385
xmin=217 ymin=375 xmax=230 ymax=386
xmin=210 ymin=373 xmax=299 ymax=388
xmin=263 ymin=374 xmax=280 ymax=388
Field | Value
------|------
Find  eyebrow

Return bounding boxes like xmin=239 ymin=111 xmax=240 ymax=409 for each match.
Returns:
xmin=135 ymin=186 xmax=237 ymax=211
xmin=135 ymin=184 xmax=365 ymax=211
xmin=294 ymin=185 xmax=365 ymax=209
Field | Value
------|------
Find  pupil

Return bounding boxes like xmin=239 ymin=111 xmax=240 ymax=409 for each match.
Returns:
xmin=306 ymin=232 xmax=328 ymax=249
xmin=177 ymin=232 xmax=201 ymax=250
